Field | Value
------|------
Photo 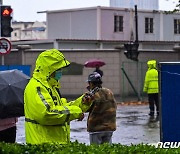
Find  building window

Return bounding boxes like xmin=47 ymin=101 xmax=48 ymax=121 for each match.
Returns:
xmin=145 ymin=17 xmax=153 ymax=33
xmin=14 ymin=32 xmax=17 ymax=37
xmin=114 ymin=15 xmax=123 ymax=32
xmin=174 ymin=19 xmax=180 ymax=34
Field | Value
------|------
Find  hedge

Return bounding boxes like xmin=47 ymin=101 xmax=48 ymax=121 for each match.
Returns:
xmin=0 ymin=141 xmax=179 ymax=154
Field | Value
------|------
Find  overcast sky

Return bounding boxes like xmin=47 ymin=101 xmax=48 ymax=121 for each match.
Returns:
xmin=4 ymin=0 xmax=180 ymax=22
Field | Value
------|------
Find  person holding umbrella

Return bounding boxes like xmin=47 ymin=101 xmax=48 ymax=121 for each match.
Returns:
xmin=84 ymin=59 xmax=105 ymax=77
xmin=24 ymin=49 xmax=92 ymax=144
xmin=0 ymin=69 xmax=29 ymax=143
xmin=94 ymin=65 xmax=103 ymax=77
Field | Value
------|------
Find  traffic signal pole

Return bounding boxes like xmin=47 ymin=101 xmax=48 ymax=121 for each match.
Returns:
xmin=135 ymin=5 xmax=138 ymax=43
xmin=123 ymin=5 xmax=139 ymax=61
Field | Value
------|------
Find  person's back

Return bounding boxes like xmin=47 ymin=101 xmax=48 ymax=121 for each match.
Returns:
xmin=85 ymin=72 xmax=116 ymax=144
xmin=143 ymin=60 xmax=159 ymax=117
xmin=143 ymin=60 xmax=159 ymax=94
xmin=87 ymin=87 xmax=116 ymax=132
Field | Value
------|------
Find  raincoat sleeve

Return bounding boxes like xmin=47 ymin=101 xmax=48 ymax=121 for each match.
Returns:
xmin=31 ymin=86 xmax=83 ymax=126
xmin=143 ymin=71 xmax=149 ymax=93
xmin=67 ymin=95 xmax=93 ymax=112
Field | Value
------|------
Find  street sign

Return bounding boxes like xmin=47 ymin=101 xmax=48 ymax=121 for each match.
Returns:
xmin=0 ymin=38 xmax=11 ymax=54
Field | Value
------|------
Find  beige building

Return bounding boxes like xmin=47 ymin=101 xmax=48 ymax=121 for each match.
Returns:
xmin=11 ymin=21 xmax=46 ymax=41
xmin=44 ymin=6 xmax=180 ymax=42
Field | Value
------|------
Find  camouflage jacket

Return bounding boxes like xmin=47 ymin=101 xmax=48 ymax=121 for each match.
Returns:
xmin=87 ymin=87 xmax=117 ymax=132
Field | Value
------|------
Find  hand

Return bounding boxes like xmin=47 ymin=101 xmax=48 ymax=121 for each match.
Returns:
xmin=77 ymin=113 xmax=84 ymax=121
xmin=82 ymin=93 xmax=93 ymax=104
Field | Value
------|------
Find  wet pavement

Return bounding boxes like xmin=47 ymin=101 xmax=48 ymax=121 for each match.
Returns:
xmin=16 ymin=104 xmax=160 ymax=145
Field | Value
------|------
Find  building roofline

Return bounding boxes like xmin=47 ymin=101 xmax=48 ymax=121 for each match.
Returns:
xmin=11 ymin=38 xmax=180 ymax=44
xmin=38 ymin=6 xmax=180 ymax=14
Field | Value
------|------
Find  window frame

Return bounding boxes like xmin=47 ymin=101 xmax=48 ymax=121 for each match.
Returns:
xmin=114 ymin=15 xmax=123 ymax=32
xmin=174 ymin=19 xmax=180 ymax=34
xmin=145 ymin=17 xmax=154 ymax=34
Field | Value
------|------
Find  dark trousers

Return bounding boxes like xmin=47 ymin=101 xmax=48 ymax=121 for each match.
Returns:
xmin=89 ymin=132 xmax=113 ymax=144
xmin=148 ymin=93 xmax=159 ymax=116
xmin=0 ymin=126 xmax=16 ymax=143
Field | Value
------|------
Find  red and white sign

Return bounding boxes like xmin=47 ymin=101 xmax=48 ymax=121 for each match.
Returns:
xmin=0 ymin=38 xmax=11 ymax=55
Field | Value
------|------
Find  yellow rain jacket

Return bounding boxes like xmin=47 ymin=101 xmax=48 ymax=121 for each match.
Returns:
xmin=24 ymin=49 xmax=90 ymax=144
xmin=143 ymin=60 xmax=159 ymax=94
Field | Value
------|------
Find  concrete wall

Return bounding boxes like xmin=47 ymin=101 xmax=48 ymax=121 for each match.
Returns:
xmin=1 ymin=48 xmax=180 ymax=101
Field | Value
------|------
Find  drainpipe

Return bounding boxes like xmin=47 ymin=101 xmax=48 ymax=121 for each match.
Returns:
xmin=97 ymin=6 xmax=101 ymax=40
xmin=160 ymin=12 xmax=164 ymax=41
xmin=69 ymin=12 xmax=72 ymax=39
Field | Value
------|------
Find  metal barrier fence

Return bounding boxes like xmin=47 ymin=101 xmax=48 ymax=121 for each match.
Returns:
xmin=121 ymin=61 xmax=148 ymax=102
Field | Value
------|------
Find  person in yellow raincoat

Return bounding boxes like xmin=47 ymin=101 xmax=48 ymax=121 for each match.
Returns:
xmin=24 ymin=49 xmax=91 ymax=144
xmin=143 ymin=60 xmax=159 ymax=117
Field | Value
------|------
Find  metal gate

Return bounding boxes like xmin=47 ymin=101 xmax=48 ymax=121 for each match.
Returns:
xmin=121 ymin=61 xmax=147 ymax=101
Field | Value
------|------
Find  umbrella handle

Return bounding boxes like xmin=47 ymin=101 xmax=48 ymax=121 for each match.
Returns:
xmin=83 ymin=87 xmax=100 ymax=102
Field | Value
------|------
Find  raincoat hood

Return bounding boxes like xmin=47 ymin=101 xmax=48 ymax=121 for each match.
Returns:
xmin=33 ymin=49 xmax=70 ymax=81
xmin=147 ymin=60 xmax=156 ymax=69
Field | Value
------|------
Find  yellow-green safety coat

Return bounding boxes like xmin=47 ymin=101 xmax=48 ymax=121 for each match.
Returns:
xmin=143 ymin=60 xmax=159 ymax=94
xmin=24 ymin=49 xmax=91 ymax=144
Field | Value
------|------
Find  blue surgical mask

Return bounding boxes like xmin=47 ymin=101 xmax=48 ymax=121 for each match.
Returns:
xmin=54 ymin=70 xmax=62 ymax=81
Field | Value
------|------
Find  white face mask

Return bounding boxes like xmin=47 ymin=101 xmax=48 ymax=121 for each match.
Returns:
xmin=54 ymin=70 xmax=62 ymax=81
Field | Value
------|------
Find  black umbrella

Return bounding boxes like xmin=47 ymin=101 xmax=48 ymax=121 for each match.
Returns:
xmin=0 ymin=69 xmax=30 ymax=118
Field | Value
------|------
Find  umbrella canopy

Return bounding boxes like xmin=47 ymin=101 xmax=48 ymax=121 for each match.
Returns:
xmin=0 ymin=69 xmax=30 ymax=118
xmin=84 ymin=59 xmax=106 ymax=68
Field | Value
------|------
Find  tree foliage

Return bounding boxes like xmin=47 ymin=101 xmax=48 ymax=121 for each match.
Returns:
xmin=165 ymin=1 xmax=180 ymax=14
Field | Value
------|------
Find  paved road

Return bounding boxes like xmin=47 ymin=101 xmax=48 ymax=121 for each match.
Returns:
xmin=16 ymin=104 xmax=160 ymax=145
